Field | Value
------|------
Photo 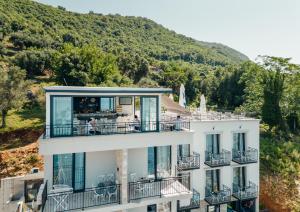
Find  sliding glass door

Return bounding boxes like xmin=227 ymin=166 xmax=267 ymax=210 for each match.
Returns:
xmin=51 ymin=97 xmax=72 ymax=137
xmin=177 ymin=144 xmax=190 ymax=158
xmin=148 ymin=145 xmax=171 ymax=179
xmin=206 ymin=169 xmax=220 ymax=193
xmin=141 ymin=97 xmax=158 ymax=131
xmin=233 ymin=133 xmax=246 ymax=151
xmin=156 ymin=146 xmax=171 ymax=178
xmin=53 ymin=153 xmax=85 ymax=191
xmin=206 ymin=134 xmax=220 ymax=154
xmin=233 ymin=166 xmax=246 ymax=188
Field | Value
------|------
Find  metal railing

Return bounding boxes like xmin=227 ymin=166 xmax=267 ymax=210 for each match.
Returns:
xmin=128 ymin=175 xmax=190 ymax=202
xmin=176 ymin=152 xmax=200 ymax=172
xmin=177 ymin=189 xmax=200 ymax=211
xmin=204 ymin=149 xmax=231 ymax=167
xmin=42 ymin=184 xmax=121 ymax=212
xmin=40 ymin=181 xmax=48 ymax=212
xmin=233 ymin=181 xmax=257 ymax=200
xmin=232 ymin=147 xmax=258 ymax=164
xmin=43 ymin=121 xmax=190 ymax=139
xmin=205 ymin=185 xmax=232 ymax=205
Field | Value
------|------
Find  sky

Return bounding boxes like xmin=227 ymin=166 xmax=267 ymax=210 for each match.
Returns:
xmin=36 ymin=0 xmax=300 ymax=64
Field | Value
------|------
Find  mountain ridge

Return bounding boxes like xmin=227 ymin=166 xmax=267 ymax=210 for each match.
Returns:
xmin=0 ymin=0 xmax=248 ymax=66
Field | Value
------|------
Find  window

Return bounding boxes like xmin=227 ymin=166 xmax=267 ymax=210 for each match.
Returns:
xmin=53 ymin=153 xmax=85 ymax=191
xmin=148 ymin=146 xmax=171 ymax=179
xmin=206 ymin=169 xmax=220 ymax=193
xmin=233 ymin=133 xmax=246 ymax=151
xmin=51 ymin=97 xmax=72 ymax=136
xmin=147 ymin=204 xmax=156 ymax=212
xmin=119 ymin=97 xmax=132 ymax=105
xmin=100 ymin=97 xmax=115 ymax=112
xmin=233 ymin=166 xmax=246 ymax=188
xmin=177 ymin=144 xmax=190 ymax=158
xmin=206 ymin=134 xmax=220 ymax=154
xmin=141 ymin=97 xmax=158 ymax=131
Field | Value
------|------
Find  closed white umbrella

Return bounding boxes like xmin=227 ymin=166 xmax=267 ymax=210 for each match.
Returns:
xmin=199 ymin=94 xmax=207 ymax=114
xmin=178 ymin=84 xmax=186 ymax=108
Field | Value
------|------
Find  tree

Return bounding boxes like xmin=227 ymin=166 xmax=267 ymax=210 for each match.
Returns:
xmin=0 ymin=64 xmax=29 ymax=128
xmin=260 ymin=56 xmax=296 ymax=130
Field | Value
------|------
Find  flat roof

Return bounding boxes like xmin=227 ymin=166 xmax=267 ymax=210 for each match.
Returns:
xmin=44 ymin=86 xmax=172 ymax=94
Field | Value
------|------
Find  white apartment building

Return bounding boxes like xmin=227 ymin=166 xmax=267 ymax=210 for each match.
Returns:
xmin=38 ymin=86 xmax=259 ymax=212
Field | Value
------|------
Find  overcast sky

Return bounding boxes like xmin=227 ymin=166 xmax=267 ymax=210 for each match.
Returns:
xmin=36 ymin=0 xmax=300 ymax=64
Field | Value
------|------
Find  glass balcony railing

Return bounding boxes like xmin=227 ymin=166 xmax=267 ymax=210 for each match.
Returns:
xmin=233 ymin=181 xmax=258 ymax=200
xmin=232 ymin=147 xmax=258 ymax=164
xmin=204 ymin=149 xmax=231 ymax=167
xmin=177 ymin=189 xmax=200 ymax=211
xmin=205 ymin=185 xmax=232 ymax=205
xmin=43 ymin=121 xmax=190 ymax=139
xmin=176 ymin=152 xmax=200 ymax=172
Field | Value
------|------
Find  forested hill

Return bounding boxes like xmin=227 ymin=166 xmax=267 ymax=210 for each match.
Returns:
xmin=0 ymin=0 xmax=248 ymax=66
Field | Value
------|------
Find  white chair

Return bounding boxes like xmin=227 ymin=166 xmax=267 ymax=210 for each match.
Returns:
xmin=92 ymin=184 xmax=106 ymax=203
xmin=107 ymin=185 xmax=118 ymax=202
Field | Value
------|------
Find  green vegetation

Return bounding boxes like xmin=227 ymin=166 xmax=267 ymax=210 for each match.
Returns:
xmin=0 ymin=0 xmax=299 ymax=208
xmin=0 ymin=64 xmax=29 ymax=128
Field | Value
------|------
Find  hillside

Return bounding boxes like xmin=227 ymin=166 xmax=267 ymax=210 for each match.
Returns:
xmin=0 ymin=0 xmax=248 ymax=67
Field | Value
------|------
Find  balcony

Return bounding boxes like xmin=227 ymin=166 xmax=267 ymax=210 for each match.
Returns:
xmin=232 ymin=147 xmax=258 ymax=164
xmin=233 ymin=181 xmax=258 ymax=200
xmin=177 ymin=189 xmax=200 ymax=211
xmin=40 ymin=183 xmax=121 ymax=212
xmin=43 ymin=121 xmax=190 ymax=139
xmin=176 ymin=152 xmax=200 ymax=172
xmin=205 ymin=185 xmax=232 ymax=205
xmin=204 ymin=149 xmax=231 ymax=167
xmin=128 ymin=175 xmax=191 ymax=202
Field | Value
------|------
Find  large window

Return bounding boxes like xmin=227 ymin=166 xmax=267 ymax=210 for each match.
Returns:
xmin=52 ymin=97 xmax=72 ymax=136
xmin=141 ymin=97 xmax=158 ymax=131
xmin=206 ymin=134 xmax=220 ymax=154
xmin=100 ymin=97 xmax=115 ymax=112
xmin=206 ymin=169 xmax=220 ymax=193
xmin=53 ymin=153 xmax=85 ymax=191
xmin=177 ymin=144 xmax=190 ymax=158
xmin=233 ymin=166 xmax=246 ymax=188
xmin=233 ymin=133 xmax=246 ymax=151
xmin=148 ymin=146 xmax=171 ymax=179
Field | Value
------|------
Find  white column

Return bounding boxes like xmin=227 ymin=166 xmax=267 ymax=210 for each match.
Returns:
xmin=116 ymin=149 xmax=128 ymax=204
xmin=171 ymin=200 xmax=177 ymax=212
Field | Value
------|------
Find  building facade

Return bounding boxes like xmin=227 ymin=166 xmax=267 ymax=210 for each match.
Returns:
xmin=38 ymin=86 xmax=259 ymax=212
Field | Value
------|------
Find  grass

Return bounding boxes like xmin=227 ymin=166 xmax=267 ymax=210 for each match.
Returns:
xmin=0 ymin=105 xmax=45 ymax=133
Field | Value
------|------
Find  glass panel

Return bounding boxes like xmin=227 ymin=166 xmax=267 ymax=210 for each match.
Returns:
xmin=206 ymin=134 xmax=219 ymax=154
xmin=148 ymin=147 xmax=155 ymax=177
xmin=233 ymin=133 xmax=246 ymax=151
xmin=141 ymin=97 xmax=157 ymax=131
xmin=206 ymin=169 xmax=219 ymax=192
xmin=147 ymin=204 xmax=157 ymax=212
xmin=206 ymin=170 xmax=212 ymax=193
xmin=100 ymin=97 xmax=115 ymax=112
xmin=156 ymin=146 xmax=171 ymax=178
xmin=177 ymin=144 xmax=190 ymax=158
xmin=74 ymin=153 xmax=85 ymax=191
xmin=233 ymin=167 xmax=240 ymax=186
xmin=53 ymin=154 xmax=73 ymax=187
xmin=52 ymin=97 xmax=72 ymax=136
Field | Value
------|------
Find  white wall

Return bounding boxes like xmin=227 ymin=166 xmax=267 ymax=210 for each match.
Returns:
xmin=189 ymin=119 xmax=260 ymax=210
xmin=85 ymin=150 xmax=117 ymax=188
xmin=128 ymin=148 xmax=148 ymax=180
